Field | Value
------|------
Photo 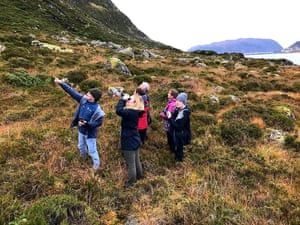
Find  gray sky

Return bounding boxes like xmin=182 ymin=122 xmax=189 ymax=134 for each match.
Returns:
xmin=111 ymin=0 xmax=299 ymax=51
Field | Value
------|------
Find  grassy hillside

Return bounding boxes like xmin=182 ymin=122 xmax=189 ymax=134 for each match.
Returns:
xmin=0 ymin=0 xmax=166 ymax=48
xmin=0 ymin=1 xmax=300 ymax=225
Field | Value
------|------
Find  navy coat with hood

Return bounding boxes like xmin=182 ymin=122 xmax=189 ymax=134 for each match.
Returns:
xmin=116 ymin=99 xmax=143 ymax=151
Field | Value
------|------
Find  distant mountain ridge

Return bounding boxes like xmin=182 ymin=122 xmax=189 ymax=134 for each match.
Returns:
xmin=283 ymin=41 xmax=300 ymax=52
xmin=188 ymin=38 xmax=283 ymax=54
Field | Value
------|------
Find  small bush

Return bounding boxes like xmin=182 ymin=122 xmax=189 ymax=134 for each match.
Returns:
xmin=191 ymin=102 xmax=206 ymax=111
xmin=192 ymin=113 xmax=217 ymax=126
xmin=3 ymin=71 xmax=43 ymax=87
xmin=8 ymin=57 xmax=34 ymax=69
xmin=221 ymin=120 xmax=263 ymax=146
xmin=56 ymin=58 xmax=78 ymax=67
xmin=66 ymin=70 xmax=88 ymax=84
xmin=21 ymin=195 xmax=99 ymax=225
xmin=79 ymin=80 xmax=102 ymax=93
xmin=262 ymin=109 xmax=295 ymax=131
xmin=222 ymin=105 xmax=256 ymax=121
xmin=133 ymin=75 xmax=152 ymax=85
xmin=1 ymin=47 xmax=29 ymax=60
xmin=206 ymin=101 xmax=220 ymax=114
xmin=0 ymin=194 xmax=21 ymax=225
xmin=262 ymin=66 xmax=278 ymax=73
xmin=292 ymin=82 xmax=300 ymax=92
xmin=284 ymin=135 xmax=300 ymax=152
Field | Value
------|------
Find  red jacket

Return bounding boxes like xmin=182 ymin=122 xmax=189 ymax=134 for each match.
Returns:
xmin=138 ymin=95 xmax=150 ymax=130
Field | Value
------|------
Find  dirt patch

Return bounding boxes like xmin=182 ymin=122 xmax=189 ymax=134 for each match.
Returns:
xmin=250 ymin=117 xmax=266 ymax=128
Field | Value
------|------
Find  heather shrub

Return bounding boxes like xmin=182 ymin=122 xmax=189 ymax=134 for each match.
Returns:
xmin=8 ymin=57 xmax=33 ymax=69
xmin=66 ymin=70 xmax=88 ymax=84
xmin=20 ymin=195 xmax=99 ymax=225
xmin=79 ymin=80 xmax=102 ymax=92
xmin=1 ymin=47 xmax=29 ymax=60
xmin=262 ymin=109 xmax=295 ymax=131
xmin=284 ymin=135 xmax=300 ymax=152
xmin=220 ymin=120 xmax=263 ymax=146
xmin=0 ymin=194 xmax=21 ymax=225
xmin=133 ymin=75 xmax=152 ymax=85
xmin=3 ymin=71 xmax=42 ymax=87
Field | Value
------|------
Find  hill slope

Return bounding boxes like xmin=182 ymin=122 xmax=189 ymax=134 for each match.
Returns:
xmin=0 ymin=0 xmax=166 ymax=48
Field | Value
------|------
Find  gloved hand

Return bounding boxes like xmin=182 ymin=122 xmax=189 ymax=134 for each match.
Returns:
xmin=166 ymin=111 xmax=172 ymax=119
xmin=122 ymin=93 xmax=130 ymax=100
xmin=160 ymin=112 xmax=166 ymax=118
xmin=54 ymin=77 xmax=62 ymax=84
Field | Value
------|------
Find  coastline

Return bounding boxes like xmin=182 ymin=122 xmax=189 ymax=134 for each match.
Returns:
xmin=245 ymin=52 xmax=300 ymax=65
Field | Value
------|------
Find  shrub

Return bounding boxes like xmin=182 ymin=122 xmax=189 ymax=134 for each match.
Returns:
xmin=66 ymin=70 xmax=88 ymax=84
xmin=1 ymin=47 xmax=29 ymax=60
xmin=3 ymin=71 xmax=43 ymax=87
xmin=19 ymin=195 xmax=99 ymax=225
xmin=192 ymin=113 xmax=217 ymax=127
xmin=222 ymin=105 xmax=256 ymax=121
xmin=191 ymin=102 xmax=206 ymax=111
xmin=292 ymin=82 xmax=300 ymax=92
xmin=8 ymin=57 xmax=33 ymax=69
xmin=220 ymin=120 xmax=263 ymax=146
xmin=284 ymin=135 xmax=300 ymax=152
xmin=206 ymin=101 xmax=220 ymax=114
xmin=262 ymin=66 xmax=278 ymax=73
xmin=0 ymin=194 xmax=21 ymax=225
xmin=56 ymin=58 xmax=77 ymax=67
xmin=169 ymin=81 xmax=184 ymax=89
xmin=79 ymin=80 xmax=102 ymax=93
xmin=262 ymin=109 xmax=295 ymax=131
xmin=133 ymin=75 xmax=152 ymax=85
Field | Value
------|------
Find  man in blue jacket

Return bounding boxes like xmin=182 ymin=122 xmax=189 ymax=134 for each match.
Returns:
xmin=54 ymin=77 xmax=105 ymax=176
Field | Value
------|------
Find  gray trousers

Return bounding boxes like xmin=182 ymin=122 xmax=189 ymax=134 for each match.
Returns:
xmin=123 ymin=150 xmax=143 ymax=186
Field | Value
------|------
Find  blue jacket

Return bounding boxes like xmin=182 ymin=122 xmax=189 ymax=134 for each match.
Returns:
xmin=116 ymin=99 xmax=143 ymax=151
xmin=59 ymin=82 xmax=105 ymax=138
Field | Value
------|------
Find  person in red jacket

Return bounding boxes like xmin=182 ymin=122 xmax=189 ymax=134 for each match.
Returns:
xmin=136 ymin=87 xmax=150 ymax=144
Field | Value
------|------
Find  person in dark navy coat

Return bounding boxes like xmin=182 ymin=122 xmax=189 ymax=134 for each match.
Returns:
xmin=116 ymin=93 xmax=144 ymax=187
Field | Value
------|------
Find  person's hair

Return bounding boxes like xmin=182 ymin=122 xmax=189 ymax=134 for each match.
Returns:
xmin=139 ymin=82 xmax=150 ymax=92
xmin=89 ymin=88 xmax=102 ymax=102
xmin=169 ymin=89 xmax=178 ymax=98
xmin=135 ymin=87 xmax=145 ymax=95
xmin=125 ymin=93 xmax=144 ymax=111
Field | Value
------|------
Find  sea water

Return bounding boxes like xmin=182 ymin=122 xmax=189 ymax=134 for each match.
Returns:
xmin=245 ymin=52 xmax=300 ymax=65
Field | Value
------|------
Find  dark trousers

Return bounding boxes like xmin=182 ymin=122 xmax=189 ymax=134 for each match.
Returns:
xmin=167 ymin=131 xmax=174 ymax=152
xmin=171 ymin=137 xmax=184 ymax=162
xmin=139 ymin=129 xmax=147 ymax=144
xmin=174 ymin=144 xmax=184 ymax=162
xmin=123 ymin=150 xmax=143 ymax=186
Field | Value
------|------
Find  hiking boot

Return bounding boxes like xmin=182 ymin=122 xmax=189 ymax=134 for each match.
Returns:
xmin=79 ymin=156 xmax=89 ymax=167
xmin=137 ymin=175 xmax=144 ymax=180
xmin=124 ymin=182 xmax=134 ymax=189
xmin=94 ymin=169 xmax=103 ymax=177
